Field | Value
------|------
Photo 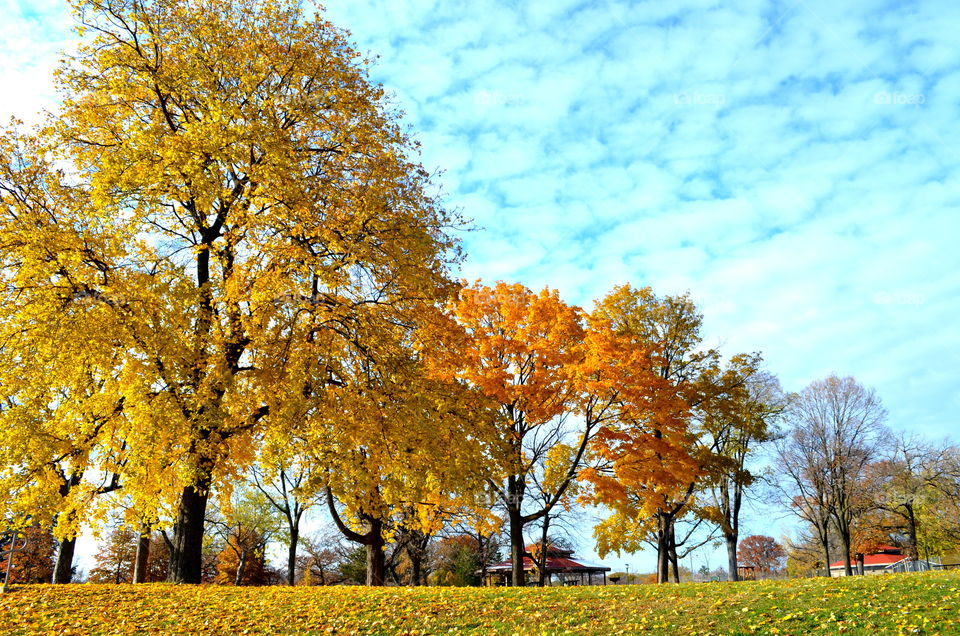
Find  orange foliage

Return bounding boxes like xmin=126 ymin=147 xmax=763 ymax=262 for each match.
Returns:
xmin=216 ymin=527 xmax=269 ymax=586
xmin=580 ymin=287 xmax=702 ymax=550
xmin=427 ymin=281 xmax=585 ymax=431
xmin=738 ymin=535 xmax=786 ymax=575
xmin=0 ymin=527 xmax=55 ymax=584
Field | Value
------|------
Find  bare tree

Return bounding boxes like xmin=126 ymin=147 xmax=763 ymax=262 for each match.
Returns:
xmin=775 ymin=375 xmax=888 ymax=576
xmin=772 ymin=427 xmax=836 ymax=577
xmin=870 ymin=434 xmax=960 ymax=559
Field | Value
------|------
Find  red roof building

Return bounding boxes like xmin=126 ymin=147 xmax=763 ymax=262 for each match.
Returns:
xmin=829 ymin=545 xmax=905 ymax=576
xmin=485 ymin=544 xmax=611 ymax=586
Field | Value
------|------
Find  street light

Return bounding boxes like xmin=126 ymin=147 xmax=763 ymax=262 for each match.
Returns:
xmin=626 ymin=563 xmax=630 ymax=584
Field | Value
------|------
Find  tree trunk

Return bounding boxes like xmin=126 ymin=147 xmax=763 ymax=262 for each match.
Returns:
xmin=168 ymin=479 xmax=210 ymax=584
xmin=669 ymin=522 xmax=680 ymax=583
xmin=509 ymin=508 xmax=525 ymax=587
xmin=410 ymin=551 xmax=423 ymax=586
xmin=838 ymin=524 xmax=853 ymax=576
xmin=726 ymin=532 xmax=739 ymax=582
xmin=287 ymin=527 xmax=298 ymax=586
xmin=669 ymin=526 xmax=680 ymax=584
xmin=52 ymin=536 xmax=77 ymax=584
xmin=905 ymin=503 xmax=919 ymax=560
xmin=820 ymin=534 xmax=832 ymax=578
xmin=133 ymin=528 xmax=150 ymax=583
xmin=235 ymin=550 xmax=247 ymax=586
xmin=656 ymin=518 xmax=670 ymax=584
xmin=366 ymin=521 xmax=386 ymax=586
xmin=537 ymin=515 xmax=550 ymax=587
xmin=478 ymin=533 xmax=490 ymax=584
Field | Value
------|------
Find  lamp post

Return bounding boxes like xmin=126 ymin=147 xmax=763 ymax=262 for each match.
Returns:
xmin=626 ymin=563 xmax=630 ymax=584
xmin=2 ymin=530 xmax=28 ymax=594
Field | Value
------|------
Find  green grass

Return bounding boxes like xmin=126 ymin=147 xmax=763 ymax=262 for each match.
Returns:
xmin=1 ymin=570 xmax=958 ymax=634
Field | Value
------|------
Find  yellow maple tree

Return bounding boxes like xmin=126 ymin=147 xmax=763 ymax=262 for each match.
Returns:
xmin=0 ymin=0 xmax=459 ymax=583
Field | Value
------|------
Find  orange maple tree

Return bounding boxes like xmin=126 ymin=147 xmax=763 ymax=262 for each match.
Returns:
xmin=0 ymin=526 xmax=56 ymax=584
xmin=737 ymin=535 xmax=786 ymax=575
xmin=426 ymin=281 xmax=591 ymax=586
xmin=580 ymin=285 xmax=705 ymax=583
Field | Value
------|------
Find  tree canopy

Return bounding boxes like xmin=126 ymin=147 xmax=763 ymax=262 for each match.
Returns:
xmin=0 ymin=0 xmax=461 ymax=583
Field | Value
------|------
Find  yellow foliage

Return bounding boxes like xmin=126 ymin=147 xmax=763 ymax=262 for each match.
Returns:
xmin=0 ymin=0 xmax=461 ymax=552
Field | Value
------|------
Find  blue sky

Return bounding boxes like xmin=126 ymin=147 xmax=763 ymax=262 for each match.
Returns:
xmin=2 ymin=0 xmax=959 ymax=574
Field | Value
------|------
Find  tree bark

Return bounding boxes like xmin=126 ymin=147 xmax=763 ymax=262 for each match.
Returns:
xmin=536 ymin=514 xmax=551 ymax=587
xmin=324 ymin=488 xmax=387 ymax=587
xmin=52 ymin=536 xmax=77 ymax=584
xmin=509 ymin=507 xmax=526 ymax=587
xmin=820 ymin=535 xmax=832 ymax=577
xmin=905 ymin=503 xmax=919 ymax=560
xmin=133 ymin=528 xmax=150 ymax=583
xmin=837 ymin=522 xmax=853 ymax=576
xmin=168 ymin=478 xmax=211 ymax=584
xmin=656 ymin=518 xmax=670 ymax=584
xmin=726 ymin=533 xmax=739 ymax=582
xmin=366 ymin=520 xmax=386 ymax=586
xmin=410 ymin=551 xmax=423 ymax=586
xmin=287 ymin=526 xmax=298 ymax=586
xmin=669 ymin=524 xmax=680 ymax=584
xmin=235 ymin=550 xmax=247 ymax=586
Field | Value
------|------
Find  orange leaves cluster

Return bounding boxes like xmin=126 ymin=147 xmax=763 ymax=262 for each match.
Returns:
xmin=424 ymin=281 xmax=705 ymax=549
xmin=428 ymin=282 xmax=584 ymax=428
xmin=580 ymin=287 xmax=703 ymax=526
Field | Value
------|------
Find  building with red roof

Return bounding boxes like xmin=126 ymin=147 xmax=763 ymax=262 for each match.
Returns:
xmin=484 ymin=544 xmax=611 ymax=586
xmin=828 ymin=545 xmax=905 ymax=576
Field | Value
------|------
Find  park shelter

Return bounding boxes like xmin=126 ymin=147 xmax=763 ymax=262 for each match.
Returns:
xmin=829 ymin=545 xmax=904 ymax=576
xmin=484 ymin=544 xmax=610 ymax=586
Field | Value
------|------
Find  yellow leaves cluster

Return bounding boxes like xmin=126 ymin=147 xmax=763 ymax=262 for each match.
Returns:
xmin=1 ymin=0 xmax=464 ymax=550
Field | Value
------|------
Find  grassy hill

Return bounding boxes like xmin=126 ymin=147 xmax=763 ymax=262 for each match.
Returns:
xmin=1 ymin=570 xmax=958 ymax=634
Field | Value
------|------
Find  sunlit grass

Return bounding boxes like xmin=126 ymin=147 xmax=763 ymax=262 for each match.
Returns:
xmin=1 ymin=570 xmax=958 ymax=634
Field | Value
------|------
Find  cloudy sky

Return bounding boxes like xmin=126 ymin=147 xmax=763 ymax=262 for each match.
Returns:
xmin=2 ymin=0 xmax=958 ymax=574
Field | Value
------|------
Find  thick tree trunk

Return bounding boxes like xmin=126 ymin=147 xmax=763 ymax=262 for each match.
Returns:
xmin=509 ymin=509 xmax=525 ymax=587
xmin=668 ymin=522 xmax=681 ymax=583
xmin=366 ymin=522 xmax=386 ymax=586
xmin=905 ymin=504 xmax=919 ymax=560
xmin=726 ymin=533 xmax=739 ymax=582
xmin=410 ymin=552 xmax=423 ymax=586
xmin=656 ymin=518 xmax=670 ymax=584
xmin=133 ymin=528 xmax=150 ymax=583
xmin=839 ymin=525 xmax=853 ymax=576
xmin=287 ymin=527 xmax=298 ymax=586
xmin=52 ymin=536 xmax=77 ymax=584
xmin=168 ymin=480 xmax=210 ymax=584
